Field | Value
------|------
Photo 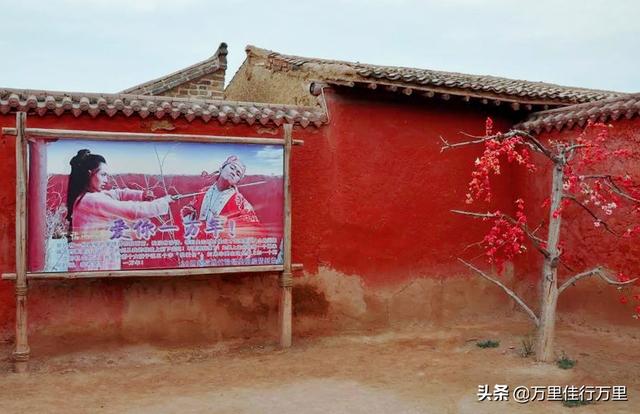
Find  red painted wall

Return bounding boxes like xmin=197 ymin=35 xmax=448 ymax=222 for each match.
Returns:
xmin=0 ymin=90 xmax=566 ymax=351
xmin=0 ymin=112 xmax=323 ymax=347
xmin=291 ymin=89 xmax=520 ymax=284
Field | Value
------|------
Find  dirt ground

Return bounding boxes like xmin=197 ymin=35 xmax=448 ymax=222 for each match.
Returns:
xmin=0 ymin=319 xmax=638 ymax=414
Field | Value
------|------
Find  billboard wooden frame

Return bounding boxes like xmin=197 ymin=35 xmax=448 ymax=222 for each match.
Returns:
xmin=1 ymin=113 xmax=299 ymax=372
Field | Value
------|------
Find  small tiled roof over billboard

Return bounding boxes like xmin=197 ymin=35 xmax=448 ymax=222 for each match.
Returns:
xmin=122 ymin=43 xmax=228 ymax=100
xmin=226 ymin=46 xmax=627 ymax=110
xmin=0 ymin=89 xmax=327 ymax=128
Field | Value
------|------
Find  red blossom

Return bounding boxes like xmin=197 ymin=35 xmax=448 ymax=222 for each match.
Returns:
xmin=482 ymin=200 xmax=528 ymax=274
xmin=618 ymin=272 xmax=631 ymax=283
xmin=460 ymin=119 xmax=640 ymax=318
xmin=466 ymin=118 xmax=536 ymax=204
xmin=485 ymin=117 xmax=494 ymax=136
xmin=561 ymin=121 xmax=634 ymax=224
xmin=551 ymin=199 xmax=571 ymax=219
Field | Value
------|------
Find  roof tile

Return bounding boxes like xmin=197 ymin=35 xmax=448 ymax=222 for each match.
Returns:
xmin=516 ymin=93 xmax=640 ymax=132
xmin=0 ymin=88 xmax=327 ymax=128
xmin=245 ymin=46 xmax=627 ymax=106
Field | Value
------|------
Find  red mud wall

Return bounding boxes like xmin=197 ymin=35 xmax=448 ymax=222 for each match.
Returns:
xmin=294 ymin=89 xmax=520 ymax=282
xmin=0 ymin=91 xmax=569 ymax=353
xmin=0 ymin=113 xmax=323 ymax=351
xmin=289 ymin=89 xmax=525 ymax=333
xmin=512 ymin=117 xmax=640 ymax=327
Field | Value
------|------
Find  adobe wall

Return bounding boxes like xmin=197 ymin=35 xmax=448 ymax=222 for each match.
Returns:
xmin=4 ymin=90 xmax=633 ymax=357
xmin=0 ymin=89 xmax=528 ymax=355
xmin=0 ymin=113 xmax=324 ymax=352
xmin=289 ymin=89 xmax=640 ymax=334
xmin=225 ymin=57 xmax=320 ymax=106
xmin=288 ymin=88 xmax=533 ymax=334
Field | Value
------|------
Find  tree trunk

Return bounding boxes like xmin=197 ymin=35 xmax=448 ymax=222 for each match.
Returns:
xmin=535 ymin=162 xmax=564 ymax=362
xmin=536 ymin=259 xmax=558 ymax=362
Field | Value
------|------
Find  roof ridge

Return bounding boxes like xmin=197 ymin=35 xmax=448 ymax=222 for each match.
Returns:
xmin=121 ymin=42 xmax=228 ymax=95
xmin=244 ymin=45 xmax=627 ymax=106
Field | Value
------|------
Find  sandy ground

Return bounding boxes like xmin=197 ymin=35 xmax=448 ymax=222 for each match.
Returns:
xmin=0 ymin=319 xmax=638 ymax=414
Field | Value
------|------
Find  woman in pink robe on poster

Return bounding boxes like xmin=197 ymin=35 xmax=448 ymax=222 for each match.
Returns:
xmin=65 ymin=149 xmax=173 ymax=271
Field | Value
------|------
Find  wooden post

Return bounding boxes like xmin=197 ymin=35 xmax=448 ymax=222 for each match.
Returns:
xmin=0 ymin=127 xmax=304 ymax=146
xmin=278 ymin=124 xmax=293 ymax=348
xmin=13 ymin=112 xmax=30 ymax=372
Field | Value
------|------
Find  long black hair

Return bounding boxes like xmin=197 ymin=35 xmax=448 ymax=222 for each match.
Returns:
xmin=66 ymin=149 xmax=106 ymax=227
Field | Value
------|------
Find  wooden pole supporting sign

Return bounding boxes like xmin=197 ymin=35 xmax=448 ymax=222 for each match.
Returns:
xmin=279 ymin=124 xmax=293 ymax=348
xmin=13 ymin=112 xmax=29 ymax=373
xmin=4 ymin=117 xmax=301 ymax=370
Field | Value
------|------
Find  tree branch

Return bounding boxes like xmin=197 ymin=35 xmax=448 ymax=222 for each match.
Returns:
xmin=604 ymin=177 xmax=640 ymax=204
xmin=558 ymin=267 xmax=638 ymax=295
xmin=578 ymin=175 xmax=640 ymax=204
xmin=509 ymin=129 xmax=557 ymax=160
xmin=461 ymin=240 xmax=483 ymax=253
xmin=563 ymin=143 xmax=587 ymax=154
xmin=558 ymin=259 xmax=576 ymax=273
xmin=439 ymin=134 xmax=488 ymax=151
xmin=530 ymin=220 xmax=544 ymax=236
xmin=440 ymin=129 xmax=557 ymax=162
xmin=451 ymin=209 xmax=550 ymax=257
xmin=562 ymin=195 xmax=618 ymax=236
xmin=458 ymin=258 xmax=539 ymax=326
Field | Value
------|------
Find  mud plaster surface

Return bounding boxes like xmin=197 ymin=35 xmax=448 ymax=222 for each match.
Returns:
xmin=6 ymin=266 xmax=635 ymax=353
xmin=1 ymin=318 xmax=639 ymax=414
xmin=293 ymin=267 xmax=535 ymax=335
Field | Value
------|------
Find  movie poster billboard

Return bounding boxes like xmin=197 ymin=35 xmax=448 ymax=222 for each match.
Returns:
xmin=39 ymin=139 xmax=284 ymax=272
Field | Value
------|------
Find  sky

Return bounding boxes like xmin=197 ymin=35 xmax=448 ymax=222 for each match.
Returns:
xmin=47 ymin=140 xmax=284 ymax=176
xmin=0 ymin=0 xmax=638 ymax=94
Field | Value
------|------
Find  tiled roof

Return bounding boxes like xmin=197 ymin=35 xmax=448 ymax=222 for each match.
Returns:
xmin=516 ymin=93 xmax=640 ymax=133
xmin=0 ymin=88 xmax=327 ymax=128
xmin=246 ymin=46 xmax=626 ymax=108
xmin=122 ymin=43 xmax=228 ymax=96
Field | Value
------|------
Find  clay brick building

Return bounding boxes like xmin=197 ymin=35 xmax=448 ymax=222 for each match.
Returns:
xmin=226 ymin=45 xmax=621 ymax=107
xmin=0 ymin=57 xmax=326 ymax=347
xmin=122 ymin=42 xmax=229 ymax=100
xmin=1 ymin=43 xmax=638 ymax=354
xmin=226 ymin=46 xmax=638 ymax=329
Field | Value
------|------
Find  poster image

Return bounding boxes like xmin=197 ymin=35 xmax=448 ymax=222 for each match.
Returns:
xmin=40 ymin=139 xmax=284 ymax=272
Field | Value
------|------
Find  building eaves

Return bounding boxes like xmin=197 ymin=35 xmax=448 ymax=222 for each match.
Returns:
xmin=516 ymin=93 xmax=640 ymax=133
xmin=246 ymin=45 xmax=627 ymax=110
xmin=121 ymin=42 xmax=228 ymax=96
xmin=0 ymin=88 xmax=327 ymax=128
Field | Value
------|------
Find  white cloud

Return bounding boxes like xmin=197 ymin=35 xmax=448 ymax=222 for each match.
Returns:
xmin=256 ymin=146 xmax=283 ymax=166
xmin=256 ymin=146 xmax=283 ymax=161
